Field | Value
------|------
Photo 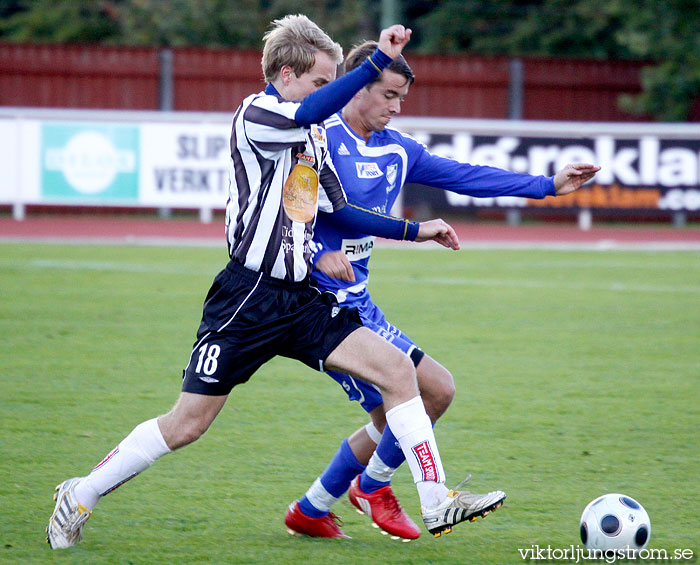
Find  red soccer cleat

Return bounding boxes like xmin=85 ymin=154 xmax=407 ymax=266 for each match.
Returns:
xmin=348 ymin=475 xmax=421 ymax=540
xmin=284 ymin=502 xmax=350 ymax=539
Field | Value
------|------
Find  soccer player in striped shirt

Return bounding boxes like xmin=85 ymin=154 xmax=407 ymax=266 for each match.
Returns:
xmin=286 ymin=42 xmax=600 ymax=540
xmin=46 ymin=15 xmax=481 ymax=549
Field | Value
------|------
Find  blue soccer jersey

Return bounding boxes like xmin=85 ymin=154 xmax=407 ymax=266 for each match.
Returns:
xmin=312 ymin=111 xmax=556 ymax=304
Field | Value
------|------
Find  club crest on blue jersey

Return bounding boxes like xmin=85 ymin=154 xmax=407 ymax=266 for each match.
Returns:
xmin=355 ymin=162 xmax=384 ymax=179
xmin=386 ymin=164 xmax=397 ymax=192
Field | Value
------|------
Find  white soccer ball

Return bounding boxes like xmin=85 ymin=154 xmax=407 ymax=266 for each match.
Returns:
xmin=580 ymin=493 xmax=651 ymax=552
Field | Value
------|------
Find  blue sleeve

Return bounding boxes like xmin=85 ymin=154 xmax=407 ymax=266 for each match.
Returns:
xmin=294 ymin=49 xmax=392 ymax=127
xmin=407 ymin=141 xmax=556 ymax=199
xmin=324 ymin=202 xmax=420 ymax=241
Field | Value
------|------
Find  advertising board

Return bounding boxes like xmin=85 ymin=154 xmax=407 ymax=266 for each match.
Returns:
xmin=392 ymin=118 xmax=700 ymax=214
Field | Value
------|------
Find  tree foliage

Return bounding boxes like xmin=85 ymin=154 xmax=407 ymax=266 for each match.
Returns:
xmin=415 ymin=0 xmax=700 ymax=121
xmin=1 ymin=0 xmax=698 ymax=120
xmin=0 ymin=0 xmax=120 ymax=43
xmin=0 ymin=0 xmax=374 ymax=48
xmin=614 ymin=0 xmax=700 ymax=121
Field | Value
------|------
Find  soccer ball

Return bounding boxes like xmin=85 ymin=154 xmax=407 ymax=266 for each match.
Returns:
xmin=580 ymin=493 xmax=651 ymax=552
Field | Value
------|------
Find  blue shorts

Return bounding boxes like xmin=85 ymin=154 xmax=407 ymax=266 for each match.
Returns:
xmin=327 ymin=299 xmax=421 ymax=413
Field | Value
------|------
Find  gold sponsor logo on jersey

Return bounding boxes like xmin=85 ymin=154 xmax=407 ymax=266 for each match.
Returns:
xmin=283 ymin=160 xmax=318 ymax=223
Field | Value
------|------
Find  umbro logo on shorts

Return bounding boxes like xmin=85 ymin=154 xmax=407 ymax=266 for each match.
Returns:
xmin=331 ymin=306 xmax=340 ymax=318
xmin=199 ymin=376 xmax=220 ymax=383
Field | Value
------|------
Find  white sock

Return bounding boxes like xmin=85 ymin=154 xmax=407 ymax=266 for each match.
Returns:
xmin=415 ymin=480 xmax=450 ymax=510
xmin=74 ymin=418 xmax=171 ymax=510
xmin=385 ymin=396 xmax=449 ymax=509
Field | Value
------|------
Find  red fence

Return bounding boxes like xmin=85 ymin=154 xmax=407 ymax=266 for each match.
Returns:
xmin=522 ymin=58 xmax=649 ymax=122
xmin=0 ymin=43 xmax=160 ymax=109
xmin=0 ymin=41 xmax=686 ymax=121
xmin=400 ymin=53 xmax=512 ymax=118
xmin=173 ymin=47 xmax=263 ymax=112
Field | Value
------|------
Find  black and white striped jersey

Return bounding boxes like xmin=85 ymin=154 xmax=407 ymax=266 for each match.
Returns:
xmin=225 ymin=90 xmax=347 ymax=282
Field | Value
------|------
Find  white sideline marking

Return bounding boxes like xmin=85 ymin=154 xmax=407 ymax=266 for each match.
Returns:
xmin=2 ymin=258 xmax=697 ymax=294
xmin=376 ymin=240 xmax=700 ymax=251
xmin=393 ymin=276 xmax=700 ymax=294
xmin=373 ymin=257 xmax=698 ymax=271
xmin=1 ymin=235 xmax=700 ymax=251
xmin=0 ymin=258 xmax=214 ymax=276
xmin=0 ymin=236 xmax=223 ymax=248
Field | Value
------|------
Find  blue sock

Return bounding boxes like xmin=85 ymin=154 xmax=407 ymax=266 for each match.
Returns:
xmin=359 ymin=426 xmax=406 ymax=494
xmin=298 ymin=438 xmax=366 ymax=518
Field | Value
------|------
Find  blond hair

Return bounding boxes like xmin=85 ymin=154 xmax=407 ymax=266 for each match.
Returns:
xmin=261 ymin=14 xmax=343 ymax=83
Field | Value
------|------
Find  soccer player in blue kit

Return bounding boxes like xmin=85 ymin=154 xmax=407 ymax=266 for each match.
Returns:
xmin=47 ymin=17 xmax=481 ymax=550
xmin=285 ymin=41 xmax=600 ymax=540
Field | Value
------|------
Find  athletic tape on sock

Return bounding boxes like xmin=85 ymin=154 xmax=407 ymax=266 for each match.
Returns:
xmin=364 ymin=421 xmax=382 ymax=444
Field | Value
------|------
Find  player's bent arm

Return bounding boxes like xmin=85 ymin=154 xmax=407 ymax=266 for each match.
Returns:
xmin=328 ymin=202 xmax=420 ymax=241
xmin=294 ymin=49 xmax=392 ymax=127
xmin=325 ymin=204 xmax=460 ymax=250
xmin=295 ymin=24 xmax=412 ymax=126
xmin=247 ymin=47 xmax=393 ymax=140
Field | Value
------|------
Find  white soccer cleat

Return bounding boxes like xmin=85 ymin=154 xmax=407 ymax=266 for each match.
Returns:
xmin=421 ymin=475 xmax=506 ymax=538
xmin=46 ymin=477 xmax=92 ymax=549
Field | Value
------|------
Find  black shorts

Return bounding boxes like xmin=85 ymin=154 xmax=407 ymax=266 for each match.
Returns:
xmin=181 ymin=260 xmax=363 ymax=395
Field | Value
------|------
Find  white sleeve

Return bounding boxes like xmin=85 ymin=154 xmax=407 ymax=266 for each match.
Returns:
xmin=243 ymin=95 xmax=308 ymax=150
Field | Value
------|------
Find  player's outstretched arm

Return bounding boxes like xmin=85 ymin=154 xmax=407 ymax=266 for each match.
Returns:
xmin=314 ymin=220 xmax=458 ymax=282
xmin=416 ymin=219 xmax=460 ymax=250
xmin=553 ymin=163 xmax=601 ymax=195
xmin=377 ymin=25 xmax=412 ymax=59
xmin=316 ymin=251 xmax=356 ymax=282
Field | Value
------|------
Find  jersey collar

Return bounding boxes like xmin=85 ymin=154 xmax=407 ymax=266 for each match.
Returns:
xmin=338 ymin=111 xmax=374 ymax=146
xmin=265 ymin=83 xmax=283 ymax=100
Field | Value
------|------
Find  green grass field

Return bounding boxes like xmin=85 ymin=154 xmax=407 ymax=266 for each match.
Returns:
xmin=1 ymin=242 xmax=698 ymax=564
